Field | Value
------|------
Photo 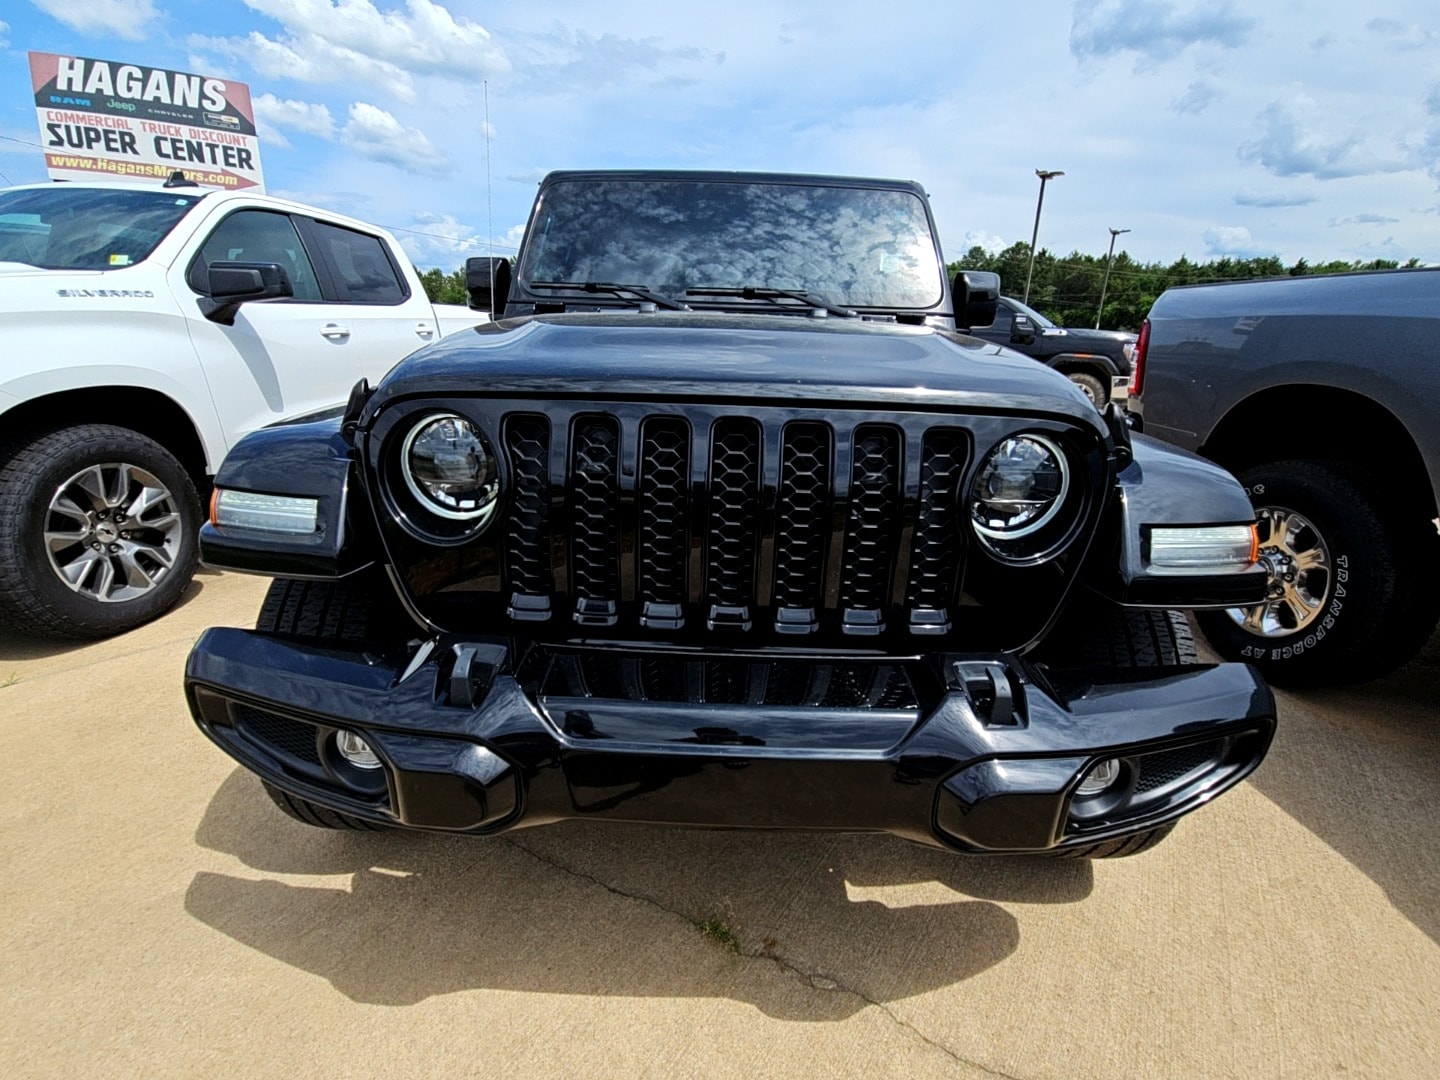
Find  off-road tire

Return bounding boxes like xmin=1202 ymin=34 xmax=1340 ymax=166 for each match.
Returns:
xmin=1035 ymin=601 xmax=1197 ymax=858
xmin=261 ymin=780 xmax=390 ymax=831
xmin=0 ymin=424 xmax=200 ymax=640
xmin=253 ymin=576 xmax=409 ymax=829
xmin=255 ymin=576 xmax=407 ymax=641
xmin=1065 ymin=371 xmax=1109 ymax=410
xmin=1195 ymin=460 xmax=1440 ymax=687
xmin=1041 ymin=601 xmax=1199 ymax=669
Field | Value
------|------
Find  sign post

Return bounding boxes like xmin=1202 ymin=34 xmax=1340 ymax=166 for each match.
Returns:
xmin=28 ymin=51 xmax=265 ymax=191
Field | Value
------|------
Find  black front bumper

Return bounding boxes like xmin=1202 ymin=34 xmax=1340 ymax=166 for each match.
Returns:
xmin=185 ymin=630 xmax=1275 ymax=854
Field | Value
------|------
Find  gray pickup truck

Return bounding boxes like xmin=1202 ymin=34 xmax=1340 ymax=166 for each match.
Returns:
xmin=1130 ymin=267 xmax=1440 ymax=686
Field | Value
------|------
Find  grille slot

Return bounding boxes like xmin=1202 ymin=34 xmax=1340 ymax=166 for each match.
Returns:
xmin=704 ymin=419 xmax=763 ymax=627
xmin=838 ymin=425 xmax=902 ymax=631
xmin=570 ymin=416 xmax=621 ymax=625
xmin=772 ymin=422 xmax=832 ymax=628
xmin=505 ymin=414 xmax=553 ymax=620
xmin=638 ymin=417 xmax=691 ymax=627
xmin=905 ymin=429 xmax=969 ymax=633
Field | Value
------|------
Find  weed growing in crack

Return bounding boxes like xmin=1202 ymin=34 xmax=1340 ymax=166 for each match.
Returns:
xmin=698 ymin=917 xmax=741 ymax=954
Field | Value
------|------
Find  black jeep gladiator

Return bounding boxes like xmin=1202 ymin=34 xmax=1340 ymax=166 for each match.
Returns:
xmin=1131 ymin=268 xmax=1440 ymax=686
xmin=185 ymin=170 xmax=1274 ymax=858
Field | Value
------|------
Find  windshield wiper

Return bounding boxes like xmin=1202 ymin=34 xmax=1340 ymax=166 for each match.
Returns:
xmin=684 ymin=286 xmax=858 ymax=319
xmin=528 ymin=280 xmax=690 ymax=311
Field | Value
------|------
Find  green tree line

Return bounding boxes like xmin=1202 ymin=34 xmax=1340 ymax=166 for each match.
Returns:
xmin=948 ymin=242 xmax=1421 ymax=331
xmin=417 ymin=247 xmax=1421 ymax=331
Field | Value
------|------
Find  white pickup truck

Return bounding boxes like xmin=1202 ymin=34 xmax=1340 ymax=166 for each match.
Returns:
xmin=0 ymin=177 xmax=484 ymax=639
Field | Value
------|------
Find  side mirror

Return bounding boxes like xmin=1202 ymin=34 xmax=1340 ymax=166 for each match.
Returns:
xmin=1011 ymin=313 xmax=1037 ymax=345
xmin=466 ymin=256 xmax=511 ymax=313
xmin=199 ymin=261 xmax=294 ymax=325
xmin=952 ymin=270 xmax=999 ymax=329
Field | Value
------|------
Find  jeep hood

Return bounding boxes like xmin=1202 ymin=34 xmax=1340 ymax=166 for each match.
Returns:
xmin=370 ymin=312 xmax=1104 ymax=426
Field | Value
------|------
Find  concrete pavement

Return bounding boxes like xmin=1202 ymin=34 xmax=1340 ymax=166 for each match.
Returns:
xmin=1 ymin=570 xmax=1435 ymax=1078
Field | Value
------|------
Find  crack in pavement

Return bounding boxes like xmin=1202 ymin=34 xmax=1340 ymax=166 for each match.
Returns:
xmin=500 ymin=835 xmax=1021 ymax=1079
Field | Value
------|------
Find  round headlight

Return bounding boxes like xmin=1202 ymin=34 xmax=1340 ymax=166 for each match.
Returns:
xmin=401 ymin=414 xmax=500 ymax=522
xmin=970 ymin=434 xmax=1069 ymax=541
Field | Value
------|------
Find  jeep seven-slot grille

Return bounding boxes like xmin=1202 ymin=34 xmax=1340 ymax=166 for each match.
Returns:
xmin=499 ymin=409 xmax=976 ymax=638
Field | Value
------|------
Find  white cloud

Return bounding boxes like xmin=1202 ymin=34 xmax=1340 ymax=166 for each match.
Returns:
xmin=31 ymin=0 xmax=158 ymax=41
xmin=0 ymin=21 xmax=9 ymax=48
xmin=1234 ymin=189 xmax=1316 ymax=208
xmin=192 ymin=1 xmax=508 ymax=102
xmin=252 ymin=94 xmax=335 ymax=149
xmin=962 ymin=229 xmax=1008 ymax=255
xmin=1238 ymin=93 xmax=1410 ymax=181
xmin=1366 ymin=18 xmax=1437 ymax=50
xmin=1328 ymin=214 xmax=1401 ymax=226
xmin=1172 ymin=80 xmax=1222 ymax=116
xmin=1202 ymin=225 xmax=1262 ymax=256
xmin=1070 ymin=0 xmax=1257 ymax=66
xmin=397 ymin=216 xmax=524 ymax=265
xmin=341 ymin=102 xmax=451 ymax=176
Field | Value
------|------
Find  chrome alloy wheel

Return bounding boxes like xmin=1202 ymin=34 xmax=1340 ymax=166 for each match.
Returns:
xmin=1225 ymin=504 xmax=1331 ymax=637
xmin=43 ymin=462 xmax=183 ymax=603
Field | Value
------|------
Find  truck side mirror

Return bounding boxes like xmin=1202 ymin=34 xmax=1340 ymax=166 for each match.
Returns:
xmin=952 ymin=270 xmax=999 ymax=329
xmin=1011 ymin=313 xmax=1037 ymax=345
xmin=466 ymin=256 xmax=511 ymax=313
xmin=199 ymin=260 xmax=294 ymax=325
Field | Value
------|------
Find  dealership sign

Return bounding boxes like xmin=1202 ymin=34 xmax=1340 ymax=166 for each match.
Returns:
xmin=29 ymin=51 xmax=265 ymax=190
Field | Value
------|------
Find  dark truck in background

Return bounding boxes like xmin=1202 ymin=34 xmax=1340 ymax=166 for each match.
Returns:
xmin=966 ymin=295 xmax=1135 ymax=408
xmin=1130 ymin=267 xmax=1440 ymax=686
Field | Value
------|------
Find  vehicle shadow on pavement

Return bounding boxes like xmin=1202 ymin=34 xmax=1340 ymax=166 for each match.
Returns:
xmin=1245 ymin=631 xmax=1439 ymax=945
xmin=186 ymin=768 xmax=1093 ymax=1017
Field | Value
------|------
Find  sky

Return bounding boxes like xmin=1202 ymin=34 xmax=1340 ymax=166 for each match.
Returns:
xmin=2 ymin=0 xmax=1439 ymax=273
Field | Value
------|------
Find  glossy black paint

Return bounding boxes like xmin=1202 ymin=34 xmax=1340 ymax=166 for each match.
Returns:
xmin=370 ymin=313 xmax=1103 ymax=418
xmin=186 ymin=627 xmax=1274 ymax=851
xmin=199 ymin=415 xmax=375 ymax=580
xmin=1100 ymin=433 xmax=1268 ymax=608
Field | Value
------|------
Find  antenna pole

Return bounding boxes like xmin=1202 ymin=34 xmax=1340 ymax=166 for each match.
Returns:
xmin=484 ymin=80 xmax=495 ymax=304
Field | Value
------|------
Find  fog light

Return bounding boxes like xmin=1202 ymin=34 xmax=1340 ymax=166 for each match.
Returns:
xmin=335 ymin=730 xmax=382 ymax=770
xmin=1076 ymin=758 xmax=1120 ymax=796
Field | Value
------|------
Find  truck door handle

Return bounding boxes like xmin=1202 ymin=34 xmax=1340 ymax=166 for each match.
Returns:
xmin=414 ymin=322 xmax=436 ymax=338
xmin=320 ymin=323 xmax=351 ymax=340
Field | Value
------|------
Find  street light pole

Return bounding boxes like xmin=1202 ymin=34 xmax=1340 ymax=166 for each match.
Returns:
xmin=1096 ymin=226 xmax=1131 ymax=328
xmin=1023 ymin=169 xmax=1064 ymax=305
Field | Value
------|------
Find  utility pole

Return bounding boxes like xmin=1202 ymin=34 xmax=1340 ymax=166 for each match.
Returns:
xmin=1096 ymin=227 xmax=1131 ymax=328
xmin=1023 ymin=169 xmax=1064 ymax=305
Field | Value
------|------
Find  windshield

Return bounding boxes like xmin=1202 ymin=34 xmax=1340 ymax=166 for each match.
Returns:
xmin=518 ymin=179 xmax=945 ymax=310
xmin=1007 ymin=297 xmax=1056 ymax=329
xmin=0 ymin=187 xmax=204 ymax=270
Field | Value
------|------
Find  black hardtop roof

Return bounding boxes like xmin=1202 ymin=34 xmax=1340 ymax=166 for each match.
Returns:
xmin=538 ymin=169 xmax=928 ymax=196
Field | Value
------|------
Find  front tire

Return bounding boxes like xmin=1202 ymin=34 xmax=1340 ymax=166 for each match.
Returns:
xmin=1064 ymin=371 xmax=1109 ymax=410
xmin=1035 ymin=602 xmax=1198 ymax=858
xmin=1195 ymin=461 xmax=1440 ymax=687
xmin=254 ymin=576 xmax=409 ymax=829
xmin=0 ymin=424 xmax=200 ymax=640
